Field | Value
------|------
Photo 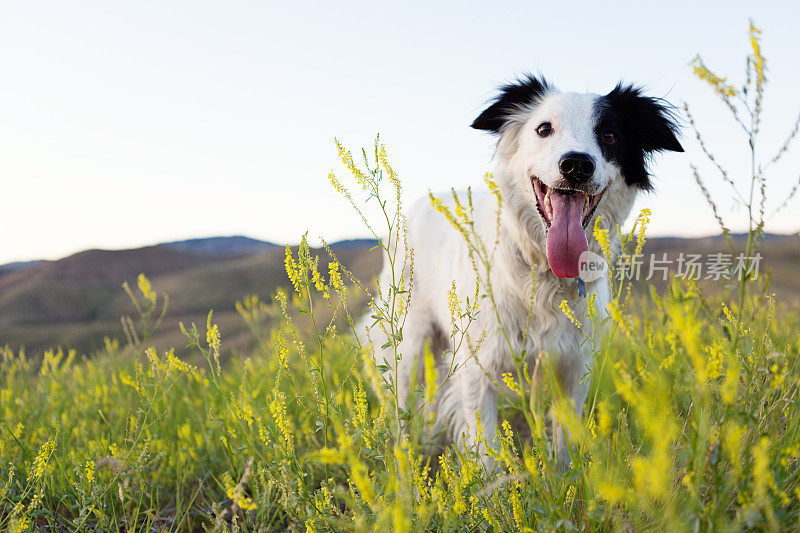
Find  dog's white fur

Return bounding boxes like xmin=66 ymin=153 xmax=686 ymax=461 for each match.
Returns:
xmin=369 ymin=81 xmax=677 ymax=468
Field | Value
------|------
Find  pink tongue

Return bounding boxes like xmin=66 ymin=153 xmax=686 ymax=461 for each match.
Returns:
xmin=546 ymin=192 xmax=588 ymax=278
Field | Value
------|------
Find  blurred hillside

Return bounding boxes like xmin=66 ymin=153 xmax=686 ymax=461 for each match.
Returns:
xmin=640 ymin=233 xmax=800 ymax=300
xmin=0 ymin=233 xmax=797 ymax=358
xmin=0 ymin=237 xmax=382 ymax=357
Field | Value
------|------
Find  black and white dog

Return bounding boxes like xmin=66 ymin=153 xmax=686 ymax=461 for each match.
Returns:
xmin=372 ymin=74 xmax=683 ymax=466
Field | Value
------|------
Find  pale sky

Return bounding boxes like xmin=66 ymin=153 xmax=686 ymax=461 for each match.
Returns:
xmin=1 ymin=1 xmax=799 ymax=264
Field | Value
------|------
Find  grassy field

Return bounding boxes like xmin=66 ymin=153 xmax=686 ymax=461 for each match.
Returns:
xmin=1 ymin=244 xmax=799 ymax=531
xmin=2 ymin=22 xmax=800 ymax=532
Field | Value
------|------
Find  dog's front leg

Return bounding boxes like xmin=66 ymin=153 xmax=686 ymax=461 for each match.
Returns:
xmin=450 ymin=365 xmax=499 ymax=472
xmin=552 ymin=352 xmax=591 ymax=470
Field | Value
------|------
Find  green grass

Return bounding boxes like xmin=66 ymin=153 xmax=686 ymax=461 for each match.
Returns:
xmin=1 ymin=270 xmax=799 ymax=531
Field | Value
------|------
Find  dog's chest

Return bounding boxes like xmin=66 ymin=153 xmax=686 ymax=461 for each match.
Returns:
xmin=489 ymin=268 xmax=590 ymax=370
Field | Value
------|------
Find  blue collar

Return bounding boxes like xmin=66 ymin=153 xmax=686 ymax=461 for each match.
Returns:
xmin=576 ymin=277 xmax=587 ymax=297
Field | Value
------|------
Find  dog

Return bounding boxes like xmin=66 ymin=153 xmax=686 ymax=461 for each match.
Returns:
xmin=369 ymin=74 xmax=682 ymax=468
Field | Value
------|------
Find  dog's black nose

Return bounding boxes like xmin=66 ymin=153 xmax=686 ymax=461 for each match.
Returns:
xmin=558 ymin=152 xmax=595 ymax=181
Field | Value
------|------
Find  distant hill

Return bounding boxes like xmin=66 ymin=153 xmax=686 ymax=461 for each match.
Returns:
xmin=0 ymin=233 xmax=797 ymax=358
xmin=0 ymin=237 xmax=382 ymax=357
xmin=634 ymin=233 xmax=800 ymax=302
xmin=0 ymin=259 xmax=45 ymax=272
xmin=159 ymin=235 xmax=279 ymax=256
xmin=328 ymin=238 xmax=379 ymax=249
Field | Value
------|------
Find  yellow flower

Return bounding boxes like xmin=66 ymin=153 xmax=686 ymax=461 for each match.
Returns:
xmin=484 ymin=173 xmax=502 ymax=204
xmin=634 ymin=208 xmax=650 ymax=256
xmin=596 ymin=480 xmax=626 ymax=504
xmin=509 ymin=489 xmax=525 ymax=530
xmin=501 ymin=372 xmax=523 ymax=397
xmin=587 ymin=414 xmax=597 ymax=439
xmin=429 ymin=193 xmax=468 ymax=240
xmin=499 ymin=420 xmax=519 ymax=474
xmin=206 ymin=318 xmax=221 ymax=354
xmin=328 ymin=171 xmax=344 ymax=194
xmin=447 ymin=281 xmax=462 ymax=336
xmin=607 ymin=301 xmax=631 ymax=338
xmin=378 ymin=144 xmax=400 ymax=190
xmin=423 ymin=342 xmax=439 ymax=407
xmin=223 ymin=470 xmax=257 ymax=511
xmin=83 ymin=460 xmax=95 ymax=484
xmin=593 ymin=217 xmax=612 ymax=259
xmin=205 ymin=312 xmax=222 ymax=376
xmin=285 ymin=246 xmax=302 ymax=293
xmin=137 ymin=273 xmax=156 ymax=305
xmin=752 ymin=436 xmax=774 ymax=505
xmin=166 ymin=349 xmax=194 ymax=375
xmin=311 ymin=264 xmax=325 ymax=293
xmin=565 ymin=485 xmax=576 ymax=506
xmin=705 ymin=342 xmax=724 ymax=380
xmin=353 ymin=377 xmax=370 ymax=434
xmin=749 ymin=21 xmax=766 ymax=86
xmin=335 ymin=138 xmax=372 ymax=191
xmin=310 ymin=447 xmax=345 ymax=464
xmin=269 ymin=390 xmax=294 ymax=453
xmin=596 ymin=401 xmax=613 ymax=437
xmin=721 ymin=350 xmax=740 ymax=404
xmin=631 ymin=451 xmax=669 ymax=500
xmin=723 ymin=423 xmax=745 ymax=473
xmin=559 ymin=299 xmax=583 ymax=331
xmin=31 ymin=430 xmax=58 ymax=480
xmin=328 ymin=261 xmax=344 ymax=292
xmin=691 ymin=56 xmax=737 ymax=98
xmin=119 ymin=371 xmax=144 ymax=396
xmin=586 ymin=292 xmax=597 ymax=322
xmin=349 ymin=458 xmax=376 ymax=507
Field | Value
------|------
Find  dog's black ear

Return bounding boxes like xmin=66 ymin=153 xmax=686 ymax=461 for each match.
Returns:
xmin=471 ymin=74 xmax=552 ymax=134
xmin=603 ymin=83 xmax=683 ymax=153
xmin=597 ymin=83 xmax=683 ymax=189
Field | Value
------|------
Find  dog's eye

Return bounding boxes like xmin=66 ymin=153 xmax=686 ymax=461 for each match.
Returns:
xmin=602 ymin=131 xmax=617 ymax=144
xmin=536 ymin=122 xmax=553 ymax=137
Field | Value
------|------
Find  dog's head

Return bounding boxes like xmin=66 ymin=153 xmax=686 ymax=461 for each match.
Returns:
xmin=472 ymin=74 xmax=683 ymax=279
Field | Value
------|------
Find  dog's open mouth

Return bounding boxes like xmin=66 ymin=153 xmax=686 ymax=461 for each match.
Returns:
xmin=531 ymin=177 xmax=605 ymax=279
xmin=531 ymin=177 xmax=604 ymax=229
